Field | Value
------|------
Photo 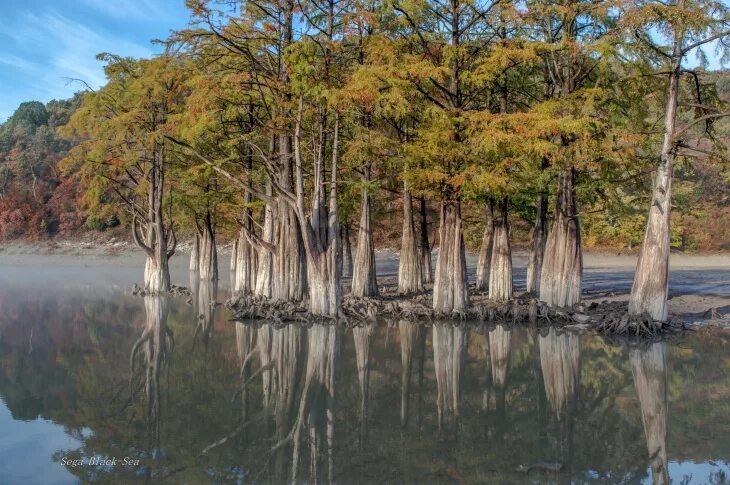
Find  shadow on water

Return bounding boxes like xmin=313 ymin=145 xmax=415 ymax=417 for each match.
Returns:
xmin=0 ymin=287 xmax=729 ymax=484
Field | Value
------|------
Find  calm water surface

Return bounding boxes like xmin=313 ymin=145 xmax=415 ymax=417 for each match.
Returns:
xmin=0 ymin=267 xmax=729 ymax=484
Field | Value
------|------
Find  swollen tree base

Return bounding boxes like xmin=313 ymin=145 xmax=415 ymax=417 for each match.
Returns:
xmin=432 ymin=201 xmax=469 ymax=314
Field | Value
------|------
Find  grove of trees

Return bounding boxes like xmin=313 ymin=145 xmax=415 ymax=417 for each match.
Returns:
xmin=3 ymin=0 xmax=730 ymax=322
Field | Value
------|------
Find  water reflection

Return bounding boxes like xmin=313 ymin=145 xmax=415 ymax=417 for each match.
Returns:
xmin=0 ymin=291 xmax=729 ymax=484
xmin=129 ymin=295 xmax=173 ymax=479
xmin=630 ymin=342 xmax=669 ymax=485
xmin=433 ymin=323 xmax=467 ymax=434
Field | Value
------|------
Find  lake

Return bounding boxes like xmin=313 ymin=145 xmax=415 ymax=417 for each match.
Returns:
xmin=0 ymin=254 xmax=729 ymax=484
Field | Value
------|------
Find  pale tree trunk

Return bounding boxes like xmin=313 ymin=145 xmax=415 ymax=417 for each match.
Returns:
xmin=526 ymin=191 xmax=548 ymax=294
xmin=190 ymin=234 xmax=200 ymax=272
xmin=630 ymin=342 xmax=668 ymax=485
xmin=433 ymin=324 xmax=467 ymax=433
xmin=476 ymin=199 xmax=494 ymax=291
xmin=540 ymin=168 xmax=582 ymax=307
xmin=230 ymin=237 xmax=238 ymax=275
xmin=489 ymin=198 xmax=513 ymax=302
xmin=196 ymin=280 xmax=217 ymax=348
xmin=432 ymin=200 xmax=469 ymax=313
xmin=273 ymin=136 xmax=307 ymax=302
xmin=134 ymin=146 xmax=174 ymax=294
xmin=351 ymin=172 xmax=378 ymax=297
xmin=288 ymin=106 xmax=342 ymax=316
xmin=234 ymin=204 xmax=258 ymax=295
xmin=255 ymin=182 xmax=274 ymax=298
xmin=539 ymin=328 xmax=580 ymax=419
xmin=398 ymin=180 xmax=422 ymax=294
xmin=199 ymin=211 xmax=218 ymax=282
xmin=419 ymin=197 xmax=432 ymax=284
xmin=629 ymin=55 xmax=682 ymax=322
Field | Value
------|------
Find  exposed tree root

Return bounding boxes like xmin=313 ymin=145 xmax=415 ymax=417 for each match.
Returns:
xmin=131 ymin=283 xmax=191 ymax=298
xmin=222 ymin=291 xmax=690 ymax=338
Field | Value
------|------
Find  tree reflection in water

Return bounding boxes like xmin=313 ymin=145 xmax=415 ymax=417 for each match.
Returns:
xmin=1 ymin=293 xmax=729 ymax=484
xmin=630 ymin=342 xmax=669 ymax=485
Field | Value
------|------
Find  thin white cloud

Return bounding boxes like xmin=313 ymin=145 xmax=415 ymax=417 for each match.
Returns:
xmin=78 ymin=0 xmax=166 ymax=21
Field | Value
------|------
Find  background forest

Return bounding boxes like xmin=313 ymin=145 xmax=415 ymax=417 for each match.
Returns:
xmin=1 ymin=76 xmax=730 ymax=251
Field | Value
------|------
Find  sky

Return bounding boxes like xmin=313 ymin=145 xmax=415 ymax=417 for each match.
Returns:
xmin=0 ymin=0 xmax=191 ymax=122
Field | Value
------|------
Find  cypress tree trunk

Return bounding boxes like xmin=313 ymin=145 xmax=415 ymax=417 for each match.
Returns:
xmin=433 ymin=200 xmax=469 ymax=313
xmin=273 ymin=136 xmax=307 ymax=302
xmin=489 ymin=198 xmax=513 ymax=302
xmin=630 ymin=342 xmax=668 ymax=485
xmin=234 ymin=200 xmax=257 ymax=295
xmin=190 ymin=234 xmax=200 ymax=272
xmin=234 ymin=228 xmax=257 ymax=295
xmin=199 ymin=211 xmax=218 ymax=282
xmin=629 ymin=58 xmax=681 ymax=322
xmin=475 ymin=199 xmax=494 ymax=292
xmin=351 ymin=176 xmax=378 ymax=298
xmin=255 ymin=183 xmax=274 ymax=298
xmin=419 ymin=197 xmax=432 ymax=284
xmin=540 ymin=168 xmax=582 ymax=307
xmin=526 ymin=192 xmax=548 ymax=294
xmin=340 ymin=222 xmax=353 ymax=278
xmin=230 ymin=237 xmax=238 ymax=275
xmin=398 ymin=180 xmax=422 ymax=294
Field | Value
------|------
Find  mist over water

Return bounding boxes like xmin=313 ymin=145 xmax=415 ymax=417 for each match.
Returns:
xmin=0 ymin=256 xmax=729 ymax=484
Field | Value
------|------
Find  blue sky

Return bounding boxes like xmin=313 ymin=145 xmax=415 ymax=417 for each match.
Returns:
xmin=0 ymin=0 xmax=191 ymax=122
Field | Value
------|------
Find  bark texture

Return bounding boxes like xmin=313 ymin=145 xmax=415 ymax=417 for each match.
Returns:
xmin=352 ymin=182 xmax=378 ymax=297
xmin=540 ymin=168 xmax=582 ymax=307
xmin=255 ymin=183 xmax=274 ymax=298
xmin=199 ymin=212 xmax=218 ymax=282
xmin=475 ymin=200 xmax=494 ymax=292
xmin=419 ymin=197 xmax=432 ymax=284
xmin=190 ymin=234 xmax=200 ymax=272
xmin=398 ymin=180 xmax=423 ymax=294
xmin=526 ymin=192 xmax=548 ymax=294
xmin=234 ymin=201 xmax=258 ymax=295
xmin=489 ymin=199 xmax=512 ymax=301
xmin=341 ymin=223 xmax=353 ymax=278
xmin=630 ymin=342 xmax=668 ymax=485
xmin=432 ymin=201 xmax=469 ymax=313
xmin=629 ymin=55 xmax=681 ymax=322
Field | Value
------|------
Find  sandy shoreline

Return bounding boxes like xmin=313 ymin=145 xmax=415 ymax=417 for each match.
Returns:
xmin=1 ymin=239 xmax=729 ymax=325
xmin=1 ymin=239 xmax=729 ymax=269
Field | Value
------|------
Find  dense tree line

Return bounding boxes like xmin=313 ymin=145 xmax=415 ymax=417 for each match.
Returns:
xmin=3 ymin=0 xmax=730 ymax=320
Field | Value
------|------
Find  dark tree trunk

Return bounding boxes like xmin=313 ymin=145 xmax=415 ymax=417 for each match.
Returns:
xmin=526 ymin=192 xmax=548 ymax=295
xmin=340 ymin=222 xmax=353 ymax=278
xmin=398 ymin=180 xmax=422 ymax=294
xmin=489 ymin=198 xmax=512 ymax=302
xmin=476 ymin=199 xmax=494 ymax=291
xmin=419 ymin=197 xmax=432 ymax=284
xmin=540 ymin=168 xmax=582 ymax=307
xmin=433 ymin=200 xmax=468 ymax=313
